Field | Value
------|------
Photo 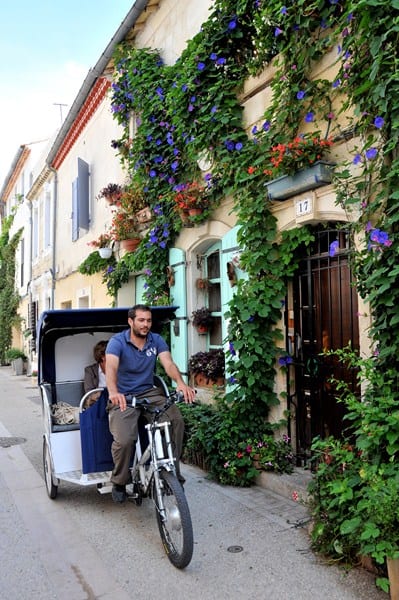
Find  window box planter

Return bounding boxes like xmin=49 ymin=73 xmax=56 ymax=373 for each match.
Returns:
xmin=265 ymin=161 xmax=335 ymax=201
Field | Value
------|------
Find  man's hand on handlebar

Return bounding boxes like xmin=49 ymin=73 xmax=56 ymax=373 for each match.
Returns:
xmin=176 ymin=382 xmax=196 ymax=404
xmin=109 ymin=391 xmax=128 ymax=412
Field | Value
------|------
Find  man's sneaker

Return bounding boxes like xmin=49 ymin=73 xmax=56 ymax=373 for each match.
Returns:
xmin=112 ymin=484 xmax=126 ymax=504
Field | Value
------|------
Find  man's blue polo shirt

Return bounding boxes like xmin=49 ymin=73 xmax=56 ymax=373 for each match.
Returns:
xmin=106 ymin=329 xmax=169 ymax=394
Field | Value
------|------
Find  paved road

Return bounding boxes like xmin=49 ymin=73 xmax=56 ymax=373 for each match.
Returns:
xmin=0 ymin=367 xmax=387 ymax=599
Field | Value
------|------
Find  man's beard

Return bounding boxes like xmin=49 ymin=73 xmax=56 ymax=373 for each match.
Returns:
xmin=132 ymin=326 xmax=148 ymax=339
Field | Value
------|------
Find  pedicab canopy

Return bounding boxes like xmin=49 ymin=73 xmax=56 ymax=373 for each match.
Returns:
xmin=37 ymin=306 xmax=177 ymax=385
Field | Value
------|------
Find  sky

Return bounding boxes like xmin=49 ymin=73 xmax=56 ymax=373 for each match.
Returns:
xmin=0 ymin=0 xmax=135 ymax=185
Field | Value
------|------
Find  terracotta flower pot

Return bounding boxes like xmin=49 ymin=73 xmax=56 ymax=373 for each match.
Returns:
xmin=196 ymin=324 xmax=208 ymax=334
xmin=188 ymin=207 xmax=203 ymax=216
xmin=120 ymin=238 xmax=140 ymax=252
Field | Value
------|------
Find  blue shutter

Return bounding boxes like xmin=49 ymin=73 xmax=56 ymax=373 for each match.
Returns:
xmin=221 ymin=225 xmax=244 ymax=342
xmin=72 ymin=179 xmax=78 ymax=241
xmin=135 ymin=274 xmax=147 ymax=304
xmin=168 ymin=248 xmax=188 ymax=381
xmin=77 ymin=158 xmax=90 ymax=230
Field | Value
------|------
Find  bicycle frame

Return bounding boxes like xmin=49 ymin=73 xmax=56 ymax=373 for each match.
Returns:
xmin=132 ymin=419 xmax=176 ymax=504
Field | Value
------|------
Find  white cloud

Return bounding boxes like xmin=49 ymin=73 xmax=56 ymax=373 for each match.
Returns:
xmin=0 ymin=60 xmax=88 ymax=184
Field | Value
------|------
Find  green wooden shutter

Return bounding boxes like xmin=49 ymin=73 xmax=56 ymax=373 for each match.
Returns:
xmin=168 ymin=248 xmax=188 ymax=381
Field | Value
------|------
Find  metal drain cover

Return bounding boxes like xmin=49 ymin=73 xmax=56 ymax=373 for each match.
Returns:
xmin=227 ymin=545 xmax=243 ymax=553
xmin=0 ymin=437 xmax=26 ymax=448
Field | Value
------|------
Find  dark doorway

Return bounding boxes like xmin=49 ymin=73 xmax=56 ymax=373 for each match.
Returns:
xmin=291 ymin=226 xmax=359 ymax=463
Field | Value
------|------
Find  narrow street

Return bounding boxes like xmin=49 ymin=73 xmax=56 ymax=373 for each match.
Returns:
xmin=0 ymin=367 xmax=386 ymax=600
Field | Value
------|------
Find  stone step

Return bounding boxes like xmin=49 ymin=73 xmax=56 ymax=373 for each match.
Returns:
xmin=256 ymin=467 xmax=313 ymax=504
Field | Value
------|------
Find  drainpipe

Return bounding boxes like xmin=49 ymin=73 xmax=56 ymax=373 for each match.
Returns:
xmin=49 ymin=167 xmax=57 ymax=309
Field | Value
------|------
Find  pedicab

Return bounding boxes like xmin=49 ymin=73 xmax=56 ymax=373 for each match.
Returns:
xmin=38 ymin=306 xmax=176 ymax=499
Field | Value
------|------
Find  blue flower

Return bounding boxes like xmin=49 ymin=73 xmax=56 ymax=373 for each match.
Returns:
xmin=211 ymin=105 xmax=218 ymax=114
xmin=332 ymin=79 xmax=341 ymax=88
xmin=329 ymin=240 xmax=339 ymax=257
xmin=210 ymin=53 xmax=217 ymax=60
xmin=305 ymin=112 xmax=314 ymax=122
xmin=374 ymin=116 xmax=384 ymax=129
xmin=366 ymin=148 xmax=378 ymax=160
xmin=353 ymin=154 xmax=362 ymax=165
xmin=262 ymin=121 xmax=271 ymax=131
xmin=197 ymin=62 xmax=205 ymax=71
xmin=216 ymin=57 xmax=226 ymax=65
xmin=228 ymin=18 xmax=237 ymax=30
xmin=252 ymin=125 xmax=258 ymax=135
xmin=149 ymin=170 xmax=157 ymax=178
xmin=278 ymin=356 xmax=293 ymax=367
xmin=274 ymin=27 xmax=283 ymax=37
xmin=280 ymin=6 xmax=288 ymax=15
xmin=296 ymin=90 xmax=306 ymax=100
xmin=235 ymin=142 xmax=243 ymax=151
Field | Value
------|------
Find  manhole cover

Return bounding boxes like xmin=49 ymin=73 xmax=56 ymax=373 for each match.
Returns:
xmin=0 ymin=437 xmax=26 ymax=448
xmin=227 ymin=545 xmax=243 ymax=553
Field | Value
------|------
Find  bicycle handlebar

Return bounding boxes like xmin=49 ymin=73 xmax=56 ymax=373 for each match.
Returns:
xmin=125 ymin=390 xmax=185 ymax=413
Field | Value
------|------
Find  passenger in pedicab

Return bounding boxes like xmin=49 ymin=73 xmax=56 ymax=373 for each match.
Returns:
xmin=83 ymin=340 xmax=108 ymax=408
xmin=106 ymin=304 xmax=196 ymax=504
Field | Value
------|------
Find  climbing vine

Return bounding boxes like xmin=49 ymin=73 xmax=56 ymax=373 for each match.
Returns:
xmin=0 ymin=213 xmax=22 ymax=364
xmin=105 ymin=1 xmax=399 ymax=550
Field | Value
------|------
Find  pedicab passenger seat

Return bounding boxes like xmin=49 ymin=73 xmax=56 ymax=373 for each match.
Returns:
xmin=42 ymin=380 xmax=84 ymax=432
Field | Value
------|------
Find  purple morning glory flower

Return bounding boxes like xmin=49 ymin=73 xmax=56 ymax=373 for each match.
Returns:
xmin=188 ymin=104 xmax=194 ymax=112
xmin=366 ymin=148 xmax=378 ymax=160
xmin=353 ymin=154 xmax=362 ymax=165
xmin=225 ymin=140 xmax=235 ymax=151
xmin=305 ymin=112 xmax=314 ymax=122
xmin=211 ymin=105 xmax=218 ymax=114
xmin=281 ymin=6 xmax=288 ymax=15
xmin=374 ymin=116 xmax=384 ymax=129
xmin=228 ymin=18 xmax=237 ymax=30
xmin=149 ymin=170 xmax=157 ymax=178
xmin=181 ymin=84 xmax=188 ymax=92
xmin=262 ymin=121 xmax=270 ymax=131
xmin=332 ymin=79 xmax=341 ymax=88
xmin=278 ymin=356 xmax=293 ymax=366
xmin=210 ymin=53 xmax=217 ymax=60
xmin=329 ymin=240 xmax=339 ymax=257
xmin=197 ymin=62 xmax=205 ymax=71
xmin=171 ymin=161 xmax=179 ymax=171
xmin=296 ymin=90 xmax=306 ymax=100
xmin=235 ymin=142 xmax=243 ymax=151
xmin=275 ymin=27 xmax=283 ymax=37
xmin=229 ymin=341 xmax=236 ymax=356
xmin=216 ymin=57 xmax=227 ymax=65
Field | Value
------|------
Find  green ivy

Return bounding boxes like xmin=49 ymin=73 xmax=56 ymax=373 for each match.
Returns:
xmin=0 ymin=213 xmax=22 ymax=364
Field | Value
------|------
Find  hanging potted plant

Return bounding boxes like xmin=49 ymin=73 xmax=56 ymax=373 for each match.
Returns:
xmin=88 ymin=232 xmax=114 ymax=259
xmin=263 ymin=135 xmax=335 ymax=200
xmin=188 ymin=348 xmax=225 ymax=387
xmin=173 ymin=181 xmax=209 ymax=220
xmin=191 ymin=306 xmax=213 ymax=334
xmin=96 ymin=182 xmax=123 ymax=205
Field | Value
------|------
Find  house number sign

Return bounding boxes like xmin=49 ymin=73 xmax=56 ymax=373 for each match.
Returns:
xmin=295 ymin=197 xmax=313 ymax=217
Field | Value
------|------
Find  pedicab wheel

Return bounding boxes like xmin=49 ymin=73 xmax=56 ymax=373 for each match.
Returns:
xmin=153 ymin=470 xmax=193 ymax=569
xmin=43 ymin=437 xmax=58 ymax=499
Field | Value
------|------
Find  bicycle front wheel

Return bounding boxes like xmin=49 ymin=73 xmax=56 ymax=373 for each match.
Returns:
xmin=153 ymin=470 xmax=193 ymax=569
